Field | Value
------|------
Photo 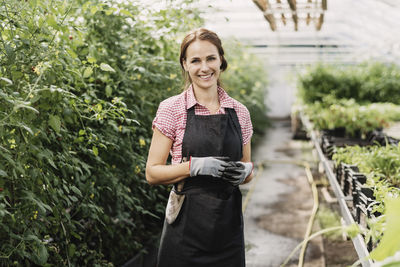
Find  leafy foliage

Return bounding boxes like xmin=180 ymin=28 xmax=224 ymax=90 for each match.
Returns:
xmin=332 ymin=144 xmax=400 ymax=220
xmin=0 ymin=0 xmax=200 ymax=265
xmin=298 ymin=59 xmax=400 ymax=264
xmin=298 ymin=62 xmax=400 ymax=105
xmin=370 ymin=197 xmax=400 ymax=261
xmin=332 ymin=144 xmax=400 ymax=259
xmin=333 ymin=144 xmax=400 ymax=187
xmin=304 ymin=97 xmax=400 ymax=136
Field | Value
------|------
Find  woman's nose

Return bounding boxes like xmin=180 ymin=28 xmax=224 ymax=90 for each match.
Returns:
xmin=200 ymin=61 xmax=209 ymax=71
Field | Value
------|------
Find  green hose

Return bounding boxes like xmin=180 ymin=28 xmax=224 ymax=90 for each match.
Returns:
xmin=257 ymin=159 xmax=320 ymax=267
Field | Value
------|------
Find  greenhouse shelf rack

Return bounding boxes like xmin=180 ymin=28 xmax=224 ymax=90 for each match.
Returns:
xmin=300 ymin=112 xmax=374 ymax=267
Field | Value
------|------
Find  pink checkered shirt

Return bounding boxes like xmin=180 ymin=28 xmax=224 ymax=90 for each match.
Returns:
xmin=152 ymin=85 xmax=253 ymax=165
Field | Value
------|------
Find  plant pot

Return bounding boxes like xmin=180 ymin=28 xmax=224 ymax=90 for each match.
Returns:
xmin=321 ymin=127 xmax=346 ymax=138
xmin=345 ymin=129 xmax=362 ymax=139
xmin=367 ymin=130 xmax=400 ymax=146
xmin=336 ymin=163 xmax=359 ymax=196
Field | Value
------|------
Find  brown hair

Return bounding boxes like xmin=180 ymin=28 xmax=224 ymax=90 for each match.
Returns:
xmin=179 ymin=28 xmax=228 ymax=90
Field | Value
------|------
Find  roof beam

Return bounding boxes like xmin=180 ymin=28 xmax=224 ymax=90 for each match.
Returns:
xmin=287 ymin=0 xmax=298 ymax=30
xmin=316 ymin=13 xmax=324 ymax=30
xmin=264 ymin=12 xmax=277 ymax=31
xmin=287 ymin=0 xmax=296 ymax=11
xmin=252 ymin=0 xmax=326 ymax=31
xmin=252 ymin=0 xmax=269 ymax=11
xmin=322 ymin=0 xmax=327 ymax=10
xmin=253 ymin=0 xmax=278 ymax=31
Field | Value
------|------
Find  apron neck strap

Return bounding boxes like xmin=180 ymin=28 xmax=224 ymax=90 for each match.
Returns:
xmin=187 ymin=106 xmax=195 ymax=118
xmin=226 ymin=108 xmax=243 ymax=145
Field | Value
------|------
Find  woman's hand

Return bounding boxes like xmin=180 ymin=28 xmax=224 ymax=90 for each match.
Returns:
xmin=240 ymin=141 xmax=254 ymax=184
xmin=221 ymin=161 xmax=253 ymax=186
xmin=189 ymin=156 xmax=230 ymax=177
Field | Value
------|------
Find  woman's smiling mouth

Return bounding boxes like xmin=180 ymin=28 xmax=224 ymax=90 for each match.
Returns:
xmin=198 ymin=73 xmax=213 ymax=80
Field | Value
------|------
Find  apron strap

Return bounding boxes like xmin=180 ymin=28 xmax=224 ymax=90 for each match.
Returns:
xmin=226 ymin=108 xmax=243 ymax=146
xmin=187 ymin=106 xmax=195 ymax=118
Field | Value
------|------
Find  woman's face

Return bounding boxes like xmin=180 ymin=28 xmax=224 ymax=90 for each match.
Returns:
xmin=183 ymin=40 xmax=222 ymax=91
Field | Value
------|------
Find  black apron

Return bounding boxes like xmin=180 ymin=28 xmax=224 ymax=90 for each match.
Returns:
xmin=157 ymin=106 xmax=245 ymax=267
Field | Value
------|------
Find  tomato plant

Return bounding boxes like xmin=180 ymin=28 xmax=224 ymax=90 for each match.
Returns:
xmin=0 ymin=0 xmax=202 ymax=265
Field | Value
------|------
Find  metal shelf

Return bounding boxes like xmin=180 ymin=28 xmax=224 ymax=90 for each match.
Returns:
xmin=300 ymin=112 xmax=374 ymax=267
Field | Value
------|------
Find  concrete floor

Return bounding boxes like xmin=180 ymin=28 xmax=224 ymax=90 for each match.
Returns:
xmin=241 ymin=119 xmax=324 ymax=267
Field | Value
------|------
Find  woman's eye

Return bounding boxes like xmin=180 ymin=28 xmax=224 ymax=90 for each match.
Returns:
xmin=191 ymin=59 xmax=199 ymax=63
xmin=208 ymin=57 xmax=216 ymax=61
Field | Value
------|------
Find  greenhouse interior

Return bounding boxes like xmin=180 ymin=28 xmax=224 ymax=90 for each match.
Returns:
xmin=1 ymin=0 xmax=400 ymax=266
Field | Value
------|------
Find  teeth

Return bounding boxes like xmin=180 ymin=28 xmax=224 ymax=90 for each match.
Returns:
xmin=199 ymin=73 xmax=212 ymax=79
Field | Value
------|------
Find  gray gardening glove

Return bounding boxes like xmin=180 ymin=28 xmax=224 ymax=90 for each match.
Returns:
xmin=222 ymin=161 xmax=253 ymax=186
xmin=189 ymin=156 xmax=230 ymax=178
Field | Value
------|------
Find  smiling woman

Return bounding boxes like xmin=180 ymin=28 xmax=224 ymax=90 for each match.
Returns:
xmin=146 ymin=28 xmax=254 ymax=267
xmin=183 ymin=40 xmax=222 ymax=113
xmin=184 ymin=40 xmax=221 ymax=91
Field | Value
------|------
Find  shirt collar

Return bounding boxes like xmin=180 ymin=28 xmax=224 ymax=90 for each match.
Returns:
xmin=186 ymin=84 xmax=234 ymax=110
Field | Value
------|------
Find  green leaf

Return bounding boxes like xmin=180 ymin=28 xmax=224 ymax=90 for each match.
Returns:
xmin=0 ymin=169 xmax=7 ymax=177
xmin=74 ymin=136 xmax=84 ymax=143
xmin=105 ymin=7 xmax=117 ymax=15
xmin=105 ymin=85 xmax=112 ymax=97
xmin=70 ymin=231 xmax=82 ymax=240
xmin=382 ymin=261 xmax=400 ymax=267
xmin=29 ymin=0 xmax=38 ymax=8
xmin=69 ymin=195 xmax=78 ymax=202
xmin=63 ymin=184 xmax=70 ymax=193
xmin=82 ymin=1 xmax=91 ymax=12
xmin=120 ymin=9 xmax=134 ymax=18
xmin=48 ymin=115 xmax=61 ymax=133
xmin=25 ymin=234 xmax=41 ymax=242
xmin=47 ymin=157 xmax=57 ymax=169
xmin=5 ymin=43 xmax=15 ymax=62
xmin=68 ymin=243 xmax=76 ymax=258
xmin=370 ymin=197 xmax=400 ymax=261
xmin=46 ymin=15 xmax=58 ymax=29
xmin=344 ymin=223 xmax=360 ymax=239
xmin=14 ymin=103 xmax=39 ymax=114
xmin=0 ymin=77 xmax=13 ymax=85
xmin=67 ymin=49 xmax=78 ymax=59
xmin=90 ymin=5 xmax=99 ymax=15
xmin=100 ymin=63 xmax=115 ymax=72
xmin=92 ymin=146 xmax=98 ymax=156
xmin=37 ymin=243 xmax=49 ymax=265
xmin=83 ymin=67 xmax=93 ymax=78
xmin=87 ymin=56 xmax=97 ymax=64
xmin=79 ymin=129 xmax=86 ymax=136
xmin=24 ymin=191 xmax=53 ymax=213
xmin=71 ymin=186 xmax=82 ymax=197
xmin=19 ymin=123 xmax=34 ymax=135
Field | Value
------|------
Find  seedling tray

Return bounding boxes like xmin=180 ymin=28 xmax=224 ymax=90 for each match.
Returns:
xmin=320 ymin=130 xmax=399 ymax=159
xmin=301 ymin=112 xmax=374 ymax=267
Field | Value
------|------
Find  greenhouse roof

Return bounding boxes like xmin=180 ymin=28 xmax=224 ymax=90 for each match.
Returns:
xmin=197 ymin=0 xmax=400 ymax=65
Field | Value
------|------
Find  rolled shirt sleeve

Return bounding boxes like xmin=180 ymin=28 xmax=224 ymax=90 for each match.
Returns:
xmin=152 ymin=100 xmax=176 ymax=141
xmin=235 ymin=102 xmax=253 ymax=145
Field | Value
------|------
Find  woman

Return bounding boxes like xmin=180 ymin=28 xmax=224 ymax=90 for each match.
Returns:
xmin=146 ymin=28 xmax=254 ymax=267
